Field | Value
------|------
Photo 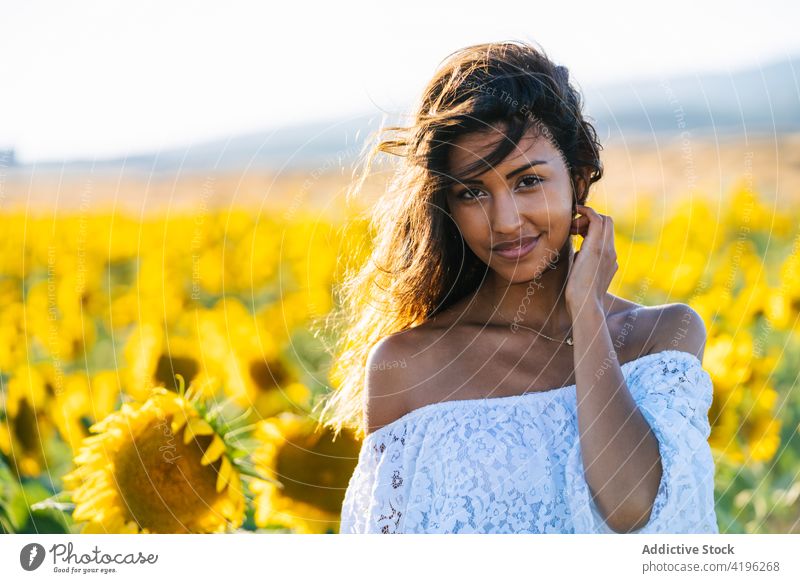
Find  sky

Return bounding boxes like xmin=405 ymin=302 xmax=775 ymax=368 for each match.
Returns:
xmin=2 ymin=0 xmax=799 ymax=163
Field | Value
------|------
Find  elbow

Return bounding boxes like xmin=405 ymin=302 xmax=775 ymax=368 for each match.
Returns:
xmin=605 ymin=502 xmax=656 ymax=534
xmin=597 ymin=492 xmax=657 ymax=533
xmin=605 ymin=460 xmax=663 ymax=534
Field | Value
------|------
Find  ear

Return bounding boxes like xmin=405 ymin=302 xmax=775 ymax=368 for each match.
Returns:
xmin=571 ymin=171 xmax=589 ymax=205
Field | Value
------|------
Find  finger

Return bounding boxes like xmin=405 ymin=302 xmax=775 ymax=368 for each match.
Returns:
xmin=576 ymin=205 xmax=609 ymax=229
xmin=571 ymin=213 xmax=590 ymax=224
xmin=570 ymin=219 xmax=589 ymax=236
xmin=576 ymin=205 xmax=603 ymax=240
xmin=574 ymin=205 xmax=598 ymax=227
xmin=570 ymin=215 xmax=589 ymax=232
xmin=601 ymin=214 xmax=615 ymax=245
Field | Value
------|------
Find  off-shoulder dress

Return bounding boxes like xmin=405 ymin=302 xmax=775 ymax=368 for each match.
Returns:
xmin=339 ymin=349 xmax=719 ymax=534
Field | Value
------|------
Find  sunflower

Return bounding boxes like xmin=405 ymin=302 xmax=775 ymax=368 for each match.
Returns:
xmin=202 ymin=210 xmax=280 ymax=294
xmin=24 ymin=279 xmax=98 ymax=362
xmin=0 ymin=364 xmax=59 ymax=478
xmin=224 ymin=345 xmax=311 ymax=420
xmin=250 ymin=413 xmax=361 ymax=533
xmin=50 ymin=370 xmax=120 ymax=453
xmin=0 ymin=280 xmax=25 ymax=372
xmin=63 ymin=378 xmax=246 ymax=533
xmin=745 ymin=417 xmax=782 ymax=463
xmin=258 ymin=287 xmax=333 ymax=332
xmin=211 ymin=299 xmax=311 ymax=419
xmin=134 ymin=253 xmax=188 ymax=328
xmin=122 ymin=321 xmax=216 ymax=401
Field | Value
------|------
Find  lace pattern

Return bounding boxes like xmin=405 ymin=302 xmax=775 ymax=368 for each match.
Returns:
xmin=338 ymin=349 xmax=719 ymax=534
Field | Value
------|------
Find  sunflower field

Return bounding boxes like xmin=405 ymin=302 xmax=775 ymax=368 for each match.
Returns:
xmin=0 ymin=177 xmax=799 ymax=534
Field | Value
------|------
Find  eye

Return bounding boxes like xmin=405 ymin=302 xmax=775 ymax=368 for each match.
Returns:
xmin=518 ymin=175 xmax=543 ymax=189
xmin=454 ymin=187 xmax=485 ymax=201
xmin=454 ymin=175 xmax=543 ymax=201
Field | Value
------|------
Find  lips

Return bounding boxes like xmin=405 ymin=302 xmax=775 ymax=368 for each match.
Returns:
xmin=492 ymin=235 xmax=539 ymax=251
xmin=492 ymin=235 xmax=540 ymax=260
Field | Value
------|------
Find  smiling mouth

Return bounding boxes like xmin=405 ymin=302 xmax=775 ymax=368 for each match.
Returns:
xmin=491 ymin=236 xmax=540 ymax=259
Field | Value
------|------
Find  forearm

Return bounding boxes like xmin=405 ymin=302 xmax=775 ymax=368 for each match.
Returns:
xmin=570 ymin=300 xmax=663 ymax=533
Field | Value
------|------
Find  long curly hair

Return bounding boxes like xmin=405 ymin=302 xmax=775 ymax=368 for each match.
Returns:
xmin=314 ymin=40 xmax=604 ymax=440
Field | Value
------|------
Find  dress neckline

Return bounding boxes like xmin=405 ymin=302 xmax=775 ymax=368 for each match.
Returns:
xmin=363 ymin=348 xmax=701 ymax=440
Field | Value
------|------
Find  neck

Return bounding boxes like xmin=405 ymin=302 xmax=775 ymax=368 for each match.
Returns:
xmin=476 ymin=238 xmax=575 ymax=339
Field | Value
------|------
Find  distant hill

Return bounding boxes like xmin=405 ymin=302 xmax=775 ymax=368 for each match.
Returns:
xmin=582 ymin=55 xmax=800 ymax=141
xmin=16 ymin=55 xmax=800 ymax=173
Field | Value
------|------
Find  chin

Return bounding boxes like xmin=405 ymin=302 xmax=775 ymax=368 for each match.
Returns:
xmin=492 ymin=266 xmax=546 ymax=285
xmin=486 ymin=255 xmax=546 ymax=283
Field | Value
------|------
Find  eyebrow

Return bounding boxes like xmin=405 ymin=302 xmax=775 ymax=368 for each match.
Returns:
xmin=455 ymin=160 xmax=549 ymax=185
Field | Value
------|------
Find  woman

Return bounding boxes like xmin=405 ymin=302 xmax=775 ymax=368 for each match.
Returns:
xmin=317 ymin=40 xmax=718 ymax=534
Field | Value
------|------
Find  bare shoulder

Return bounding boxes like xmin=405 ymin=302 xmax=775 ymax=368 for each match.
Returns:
xmin=647 ymin=303 xmax=708 ymax=361
xmin=363 ymin=329 xmax=424 ymax=435
xmin=603 ymin=294 xmax=655 ymax=358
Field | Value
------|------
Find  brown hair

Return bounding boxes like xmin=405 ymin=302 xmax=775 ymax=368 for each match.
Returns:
xmin=315 ymin=40 xmax=603 ymax=439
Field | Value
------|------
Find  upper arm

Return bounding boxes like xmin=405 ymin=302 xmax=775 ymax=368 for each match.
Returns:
xmin=363 ymin=333 xmax=416 ymax=435
xmin=651 ymin=303 xmax=707 ymax=362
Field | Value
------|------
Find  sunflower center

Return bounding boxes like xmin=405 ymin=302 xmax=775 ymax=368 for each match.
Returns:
xmin=114 ymin=416 xmax=223 ymax=533
xmin=249 ymin=359 xmax=289 ymax=392
xmin=14 ymin=399 xmax=40 ymax=452
xmin=275 ymin=429 xmax=361 ymax=515
xmin=154 ymin=356 xmax=199 ymax=392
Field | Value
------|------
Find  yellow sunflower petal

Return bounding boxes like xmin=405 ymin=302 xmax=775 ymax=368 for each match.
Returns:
xmin=216 ymin=455 xmax=232 ymax=493
xmin=171 ymin=412 xmax=189 ymax=435
xmin=201 ymin=435 xmax=226 ymax=466
xmin=74 ymin=449 xmax=104 ymax=465
xmin=183 ymin=417 xmax=214 ymax=444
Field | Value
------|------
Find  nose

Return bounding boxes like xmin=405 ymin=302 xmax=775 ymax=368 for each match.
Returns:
xmin=490 ymin=189 xmax=523 ymax=235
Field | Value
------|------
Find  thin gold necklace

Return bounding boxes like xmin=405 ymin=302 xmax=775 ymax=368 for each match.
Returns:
xmin=488 ymin=298 xmax=574 ymax=346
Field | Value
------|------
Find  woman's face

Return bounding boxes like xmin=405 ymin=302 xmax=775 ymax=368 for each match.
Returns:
xmin=445 ymin=125 xmax=576 ymax=282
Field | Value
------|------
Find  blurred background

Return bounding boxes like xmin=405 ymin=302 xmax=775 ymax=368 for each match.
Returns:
xmin=1 ymin=0 xmax=799 ymax=534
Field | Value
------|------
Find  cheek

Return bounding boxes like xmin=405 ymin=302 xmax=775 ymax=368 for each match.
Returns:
xmin=534 ymin=189 xmax=573 ymax=225
xmin=450 ymin=205 xmax=484 ymax=234
xmin=449 ymin=208 xmax=492 ymax=255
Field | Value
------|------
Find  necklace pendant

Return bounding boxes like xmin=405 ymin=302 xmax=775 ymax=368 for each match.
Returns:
xmin=566 ymin=337 xmax=574 ymax=346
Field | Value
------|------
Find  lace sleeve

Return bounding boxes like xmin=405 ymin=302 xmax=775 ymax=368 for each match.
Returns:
xmin=565 ymin=350 xmax=719 ymax=534
xmin=339 ymin=423 xmax=409 ymax=534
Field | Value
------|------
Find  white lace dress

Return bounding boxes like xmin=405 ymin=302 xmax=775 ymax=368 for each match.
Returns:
xmin=339 ymin=349 xmax=719 ymax=534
